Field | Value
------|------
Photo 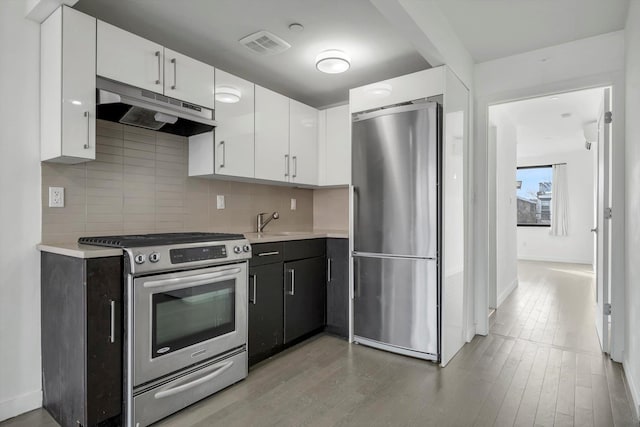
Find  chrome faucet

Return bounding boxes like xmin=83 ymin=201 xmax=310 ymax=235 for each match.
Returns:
xmin=257 ymin=211 xmax=279 ymax=233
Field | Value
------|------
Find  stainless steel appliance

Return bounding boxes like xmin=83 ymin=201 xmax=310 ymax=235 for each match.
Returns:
xmin=351 ymin=101 xmax=441 ymax=362
xmin=79 ymin=232 xmax=251 ymax=427
xmin=96 ymin=77 xmax=217 ymax=136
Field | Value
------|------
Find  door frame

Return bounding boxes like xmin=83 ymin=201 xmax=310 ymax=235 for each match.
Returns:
xmin=474 ymin=72 xmax=625 ymax=362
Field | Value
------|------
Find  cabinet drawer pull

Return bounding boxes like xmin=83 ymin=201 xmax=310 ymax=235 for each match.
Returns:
xmin=155 ymin=51 xmax=161 ymax=85
xmin=83 ymin=111 xmax=90 ymax=149
xmin=220 ymin=140 xmax=226 ymax=168
xmin=249 ymin=274 xmax=257 ymax=305
xmin=288 ymin=269 xmax=295 ymax=295
xmin=257 ymin=251 xmax=279 ymax=257
xmin=109 ymin=299 xmax=115 ymax=343
xmin=292 ymin=156 xmax=298 ymax=178
xmin=327 ymin=258 xmax=332 ymax=283
xmin=170 ymin=58 xmax=177 ymax=90
xmin=284 ymin=154 xmax=290 ymax=177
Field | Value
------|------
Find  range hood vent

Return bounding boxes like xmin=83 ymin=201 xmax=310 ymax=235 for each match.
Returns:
xmin=96 ymin=77 xmax=217 ymax=137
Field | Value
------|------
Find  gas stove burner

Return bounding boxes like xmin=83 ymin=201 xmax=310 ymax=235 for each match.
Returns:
xmin=78 ymin=232 xmax=245 ymax=248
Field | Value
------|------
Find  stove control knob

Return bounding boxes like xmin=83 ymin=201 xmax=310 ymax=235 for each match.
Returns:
xmin=233 ymin=246 xmax=242 ymax=254
xmin=243 ymin=245 xmax=251 ymax=253
xmin=149 ymin=252 xmax=160 ymax=263
xmin=134 ymin=253 xmax=145 ymax=265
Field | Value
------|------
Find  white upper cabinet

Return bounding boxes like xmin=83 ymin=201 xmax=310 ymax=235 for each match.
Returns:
xmin=214 ymin=70 xmax=255 ymax=178
xmin=97 ymin=20 xmax=164 ymax=93
xmin=289 ymin=99 xmax=318 ymax=186
xmin=41 ymin=6 xmax=96 ymax=164
xmin=319 ymin=104 xmax=350 ymax=186
xmin=164 ymin=48 xmax=215 ymax=109
xmin=255 ymin=85 xmax=290 ymax=182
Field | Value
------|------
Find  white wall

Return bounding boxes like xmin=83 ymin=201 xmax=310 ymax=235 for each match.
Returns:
xmin=624 ymin=1 xmax=640 ymax=419
xmin=473 ymin=32 xmax=626 ymax=362
xmin=491 ymin=118 xmax=519 ymax=307
xmin=517 ymin=149 xmax=595 ymax=265
xmin=0 ymin=0 xmax=42 ymax=421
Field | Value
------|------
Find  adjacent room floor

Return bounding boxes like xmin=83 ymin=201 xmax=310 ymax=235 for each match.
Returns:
xmin=3 ymin=261 xmax=637 ymax=426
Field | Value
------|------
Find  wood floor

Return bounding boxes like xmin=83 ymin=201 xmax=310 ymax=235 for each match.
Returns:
xmin=3 ymin=261 xmax=637 ymax=427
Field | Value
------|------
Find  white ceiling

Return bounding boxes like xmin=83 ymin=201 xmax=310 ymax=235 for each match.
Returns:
xmin=435 ymin=0 xmax=630 ymax=63
xmin=490 ymin=87 xmax=605 ymax=159
xmin=74 ymin=0 xmax=430 ymax=108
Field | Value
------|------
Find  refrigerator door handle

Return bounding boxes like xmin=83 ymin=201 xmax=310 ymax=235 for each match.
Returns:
xmin=352 ymin=251 xmax=436 ymax=260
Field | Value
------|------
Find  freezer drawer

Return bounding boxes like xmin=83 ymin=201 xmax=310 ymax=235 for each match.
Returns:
xmin=353 ymin=255 xmax=438 ymax=357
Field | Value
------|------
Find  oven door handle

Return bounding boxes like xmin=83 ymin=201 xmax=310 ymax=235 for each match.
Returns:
xmin=153 ymin=359 xmax=234 ymax=399
xmin=143 ymin=267 xmax=242 ymax=289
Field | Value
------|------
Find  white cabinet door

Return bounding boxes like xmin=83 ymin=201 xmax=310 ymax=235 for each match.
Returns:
xmin=97 ymin=20 xmax=164 ymax=93
xmin=323 ymin=105 xmax=350 ymax=185
xmin=164 ymin=48 xmax=215 ymax=109
xmin=289 ymin=100 xmax=318 ymax=185
xmin=41 ymin=6 xmax=96 ymax=163
xmin=214 ymin=70 xmax=254 ymax=178
xmin=255 ymin=86 xmax=290 ymax=182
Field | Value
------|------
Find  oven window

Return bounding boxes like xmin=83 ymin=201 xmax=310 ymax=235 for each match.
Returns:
xmin=152 ymin=279 xmax=235 ymax=357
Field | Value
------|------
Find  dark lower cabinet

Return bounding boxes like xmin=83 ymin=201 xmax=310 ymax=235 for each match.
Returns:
xmin=284 ymin=256 xmax=326 ymax=343
xmin=248 ymin=262 xmax=284 ymax=365
xmin=41 ymin=252 xmax=123 ymax=427
xmin=326 ymin=238 xmax=349 ymax=338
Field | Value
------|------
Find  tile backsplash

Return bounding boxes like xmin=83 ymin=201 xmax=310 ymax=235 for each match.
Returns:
xmin=41 ymin=120 xmax=313 ymax=244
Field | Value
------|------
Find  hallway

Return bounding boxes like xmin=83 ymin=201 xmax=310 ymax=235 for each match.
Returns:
xmin=2 ymin=263 xmax=636 ymax=427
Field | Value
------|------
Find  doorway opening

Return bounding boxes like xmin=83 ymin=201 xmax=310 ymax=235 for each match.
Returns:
xmin=487 ymin=86 xmax=611 ymax=354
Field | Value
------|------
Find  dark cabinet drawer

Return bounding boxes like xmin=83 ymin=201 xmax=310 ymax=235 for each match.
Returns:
xmin=250 ymin=242 xmax=284 ymax=266
xmin=283 ymin=239 xmax=325 ymax=261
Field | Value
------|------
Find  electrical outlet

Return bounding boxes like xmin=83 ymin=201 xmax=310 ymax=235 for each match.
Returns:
xmin=290 ymin=198 xmax=297 ymax=211
xmin=216 ymin=195 xmax=225 ymax=209
xmin=49 ymin=187 xmax=64 ymax=208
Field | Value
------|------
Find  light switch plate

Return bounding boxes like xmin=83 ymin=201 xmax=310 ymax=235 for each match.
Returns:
xmin=48 ymin=187 xmax=64 ymax=208
xmin=216 ymin=195 xmax=225 ymax=209
xmin=290 ymin=198 xmax=297 ymax=210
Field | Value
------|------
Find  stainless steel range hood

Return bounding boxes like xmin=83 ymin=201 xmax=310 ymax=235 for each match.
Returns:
xmin=96 ymin=77 xmax=217 ymax=137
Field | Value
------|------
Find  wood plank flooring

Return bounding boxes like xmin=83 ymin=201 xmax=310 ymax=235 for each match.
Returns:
xmin=3 ymin=261 xmax=637 ymax=426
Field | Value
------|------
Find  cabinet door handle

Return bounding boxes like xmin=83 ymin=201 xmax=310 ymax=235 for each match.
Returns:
xmin=292 ymin=156 xmax=298 ymax=178
xmin=249 ymin=274 xmax=257 ymax=305
xmin=257 ymin=251 xmax=279 ymax=257
xmin=220 ymin=140 xmax=226 ymax=168
xmin=284 ymin=154 xmax=290 ymax=177
xmin=83 ymin=111 xmax=90 ymax=149
xmin=288 ymin=269 xmax=295 ymax=295
xmin=109 ymin=299 xmax=116 ymax=343
xmin=155 ymin=51 xmax=161 ymax=85
xmin=327 ymin=258 xmax=332 ymax=283
xmin=170 ymin=58 xmax=177 ymax=90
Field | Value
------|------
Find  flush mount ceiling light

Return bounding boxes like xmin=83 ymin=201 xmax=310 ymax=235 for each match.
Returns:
xmin=315 ymin=50 xmax=350 ymax=74
xmin=364 ymin=83 xmax=392 ymax=97
xmin=215 ymin=86 xmax=242 ymax=104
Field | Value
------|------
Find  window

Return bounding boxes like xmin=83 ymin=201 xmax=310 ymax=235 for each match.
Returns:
xmin=516 ymin=165 xmax=553 ymax=226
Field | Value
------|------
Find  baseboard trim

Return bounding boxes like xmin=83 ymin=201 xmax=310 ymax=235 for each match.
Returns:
xmin=623 ymin=357 xmax=640 ymax=422
xmin=0 ymin=390 xmax=42 ymax=422
xmin=517 ymin=256 xmax=592 ymax=265
xmin=497 ymin=278 xmax=518 ymax=307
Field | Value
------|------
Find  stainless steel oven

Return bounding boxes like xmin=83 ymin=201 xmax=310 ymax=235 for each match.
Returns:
xmin=78 ymin=232 xmax=252 ymax=427
xmin=133 ymin=262 xmax=247 ymax=386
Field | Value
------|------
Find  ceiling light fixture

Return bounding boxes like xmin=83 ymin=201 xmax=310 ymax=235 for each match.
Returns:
xmin=365 ymin=83 xmax=392 ymax=97
xmin=289 ymin=23 xmax=304 ymax=32
xmin=315 ymin=50 xmax=350 ymax=74
xmin=215 ymin=86 xmax=242 ymax=104
xmin=551 ymin=96 xmax=559 ymax=100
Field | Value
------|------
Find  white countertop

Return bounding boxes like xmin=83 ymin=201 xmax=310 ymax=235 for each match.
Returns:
xmin=37 ymin=243 xmax=124 ymax=259
xmin=38 ymin=230 xmax=348 ymax=259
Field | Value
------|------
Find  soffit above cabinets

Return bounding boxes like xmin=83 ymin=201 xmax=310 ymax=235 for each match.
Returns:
xmin=74 ymin=0 xmax=430 ymax=109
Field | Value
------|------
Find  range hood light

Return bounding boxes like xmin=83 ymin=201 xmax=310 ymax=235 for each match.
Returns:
xmin=315 ymin=50 xmax=350 ymax=74
xmin=215 ymin=86 xmax=242 ymax=104
xmin=154 ymin=112 xmax=178 ymax=124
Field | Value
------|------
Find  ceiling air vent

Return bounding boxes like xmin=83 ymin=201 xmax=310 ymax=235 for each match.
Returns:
xmin=239 ymin=30 xmax=291 ymax=55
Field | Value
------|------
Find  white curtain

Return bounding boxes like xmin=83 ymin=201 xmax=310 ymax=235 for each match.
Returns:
xmin=550 ymin=164 xmax=568 ymax=236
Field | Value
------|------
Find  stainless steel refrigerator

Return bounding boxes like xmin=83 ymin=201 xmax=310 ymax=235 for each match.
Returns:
xmin=352 ymin=101 xmax=441 ymax=361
